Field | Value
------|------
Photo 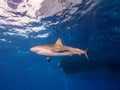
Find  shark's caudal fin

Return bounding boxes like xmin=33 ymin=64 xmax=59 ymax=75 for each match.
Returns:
xmin=55 ymin=38 xmax=63 ymax=45
xmin=84 ymin=48 xmax=89 ymax=60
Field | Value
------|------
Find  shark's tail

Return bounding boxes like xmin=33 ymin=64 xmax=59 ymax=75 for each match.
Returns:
xmin=84 ymin=48 xmax=89 ymax=60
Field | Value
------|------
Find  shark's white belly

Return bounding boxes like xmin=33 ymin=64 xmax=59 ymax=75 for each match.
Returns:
xmin=52 ymin=52 xmax=73 ymax=56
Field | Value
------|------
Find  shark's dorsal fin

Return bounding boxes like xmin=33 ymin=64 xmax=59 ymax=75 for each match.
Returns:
xmin=55 ymin=39 xmax=63 ymax=45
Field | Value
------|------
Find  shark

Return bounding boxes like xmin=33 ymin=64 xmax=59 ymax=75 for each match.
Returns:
xmin=30 ymin=39 xmax=88 ymax=62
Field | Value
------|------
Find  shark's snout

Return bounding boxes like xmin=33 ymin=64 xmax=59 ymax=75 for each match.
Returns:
xmin=30 ymin=47 xmax=39 ymax=52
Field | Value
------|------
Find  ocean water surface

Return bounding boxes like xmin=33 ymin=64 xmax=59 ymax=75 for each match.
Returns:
xmin=0 ymin=0 xmax=120 ymax=90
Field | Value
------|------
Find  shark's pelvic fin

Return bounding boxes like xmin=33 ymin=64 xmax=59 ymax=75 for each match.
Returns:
xmin=55 ymin=38 xmax=63 ymax=46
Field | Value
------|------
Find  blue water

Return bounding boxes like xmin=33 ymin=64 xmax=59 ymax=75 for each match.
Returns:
xmin=0 ymin=0 xmax=120 ymax=90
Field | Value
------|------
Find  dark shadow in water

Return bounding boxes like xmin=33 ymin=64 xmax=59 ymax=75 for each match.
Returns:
xmin=59 ymin=55 xmax=120 ymax=81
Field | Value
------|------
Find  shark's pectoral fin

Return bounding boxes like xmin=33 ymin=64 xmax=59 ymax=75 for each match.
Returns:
xmin=55 ymin=50 xmax=70 ymax=53
xmin=53 ymin=45 xmax=64 ymax=52
xmin=53 ymin=45 xmax=70 ymax=53
xmin=46 ymin=56 xmax=51 ymax=62
xmin=53 ymin=45 xmax=62 ymax=51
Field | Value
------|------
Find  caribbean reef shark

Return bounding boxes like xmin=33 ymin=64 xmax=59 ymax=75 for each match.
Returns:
xmin=30 ymin=39 xmax=88 ymax=62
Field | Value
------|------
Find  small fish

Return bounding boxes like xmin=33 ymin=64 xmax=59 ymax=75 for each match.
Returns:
xmin=30 ymin=39 xmax=88 ymax=62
